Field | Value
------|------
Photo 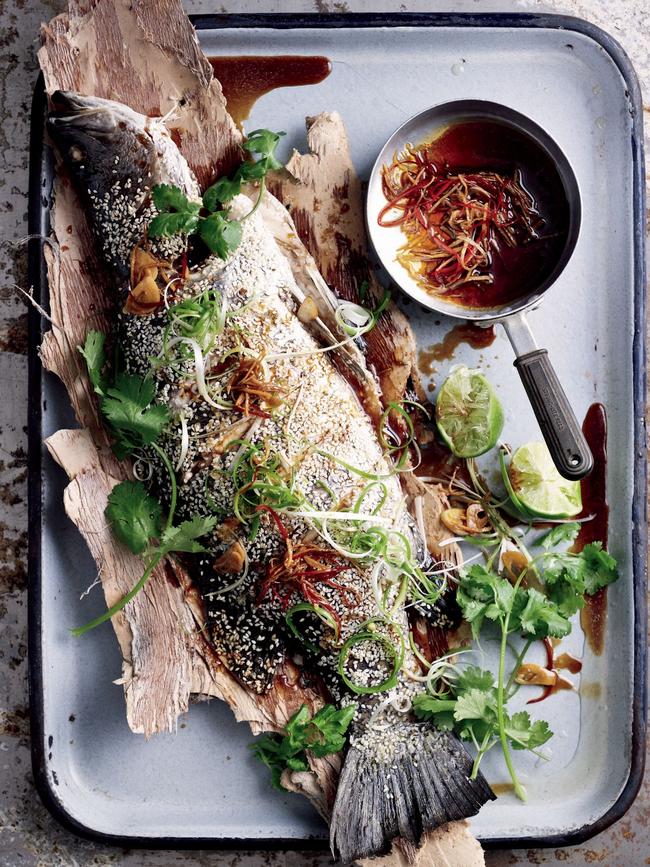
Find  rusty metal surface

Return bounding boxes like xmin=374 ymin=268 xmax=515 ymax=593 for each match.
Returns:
xmin=1 ymin=0 xmax=648 ymax=865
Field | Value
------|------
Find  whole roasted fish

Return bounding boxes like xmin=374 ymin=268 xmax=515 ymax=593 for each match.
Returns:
xmin=48 ymin=91 xmax=494 ymax=863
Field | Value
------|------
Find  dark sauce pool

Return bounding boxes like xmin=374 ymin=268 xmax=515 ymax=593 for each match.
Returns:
xmin=208 ymin=55 xmax=331 ymax=126
xmin=413 ymin=118 xmax=571 ymax=310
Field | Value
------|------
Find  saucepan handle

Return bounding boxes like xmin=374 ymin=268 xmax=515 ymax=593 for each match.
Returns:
xmin=503 ymin=316 xmax=593 ymax=480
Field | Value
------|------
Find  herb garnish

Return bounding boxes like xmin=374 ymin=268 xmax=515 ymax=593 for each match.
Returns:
xmin=417 ymin=456 xmax=619 ymax=802
xmin=72 ymin=479 xmax=217 ymax=637
xmin=147 ymin=128 xmax=285 ymax=259
xmin=251 ymin=703 xmax=356 ymax=790
xmin=413 ymin=664 xmax=552 ymax=783
xmin=74 ymin=330 xmax=217 ymax=636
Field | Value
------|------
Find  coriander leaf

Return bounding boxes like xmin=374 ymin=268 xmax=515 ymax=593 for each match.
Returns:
xmin=149 ymin=184 xmax=201 ymax=238
xmin=203 ymin=175 xmax=243 ymax=210
xmin=581 ymin=542 xmax=618 ymax=595
xmin=198 ymin=212 xmax=243 ymax=259
xmin=548 ymin=580 xmax=585 ymax=617
xmin=519 ymin=588 xmax=572 ymax=639
xmin=148 ymin=211 xmax=200 ymax=238
xmin=238 ymin=155 xmax=283 ymax=181
xmin=286 ymin=755 xmax=309 ymax=772
xmin=541 ymin=551 xmax=586 ymax=618
xmin=307 ymin=704 xmax=357 ymax=758
xmin=457 ymin=665 xmax=495 ymax=694
xmin=541 ymin=550 xmax=584 ymax=587
xmin=454 ymin=687 xmax=498 ymax=723
xmin=250 ymin=703 xmax=355 ymax=791
xmin=237 ymin=159 xmax=270 ymax=182
xmin=250 ymin=734 xmax=288 ymax=790
xmin=244 ymin=128 xmax=285 ymax=159
xmin=152 ymin=184 xmax=199 ymax=214
xmin=105 ymin=480 xmax=162 ymax=554
xmin=534 ymin=522 xmax=581 ymax=549
xmin=78 ymin=329 xmax=108 ymax=395
xmin=101 ymin=373 xmax=170 ymax=457
xmin=457 ymin=565 xmax=516 ymax=629
xmin=412 ymin=694 xmax=456 ymax=730
xmin=413 ymin=700 xmax=456 ymax=732
xmin=506 ymin=711 xmax=553 ymax=751
xmin=455 ymin=587 xmax=491 ymax=639
xmin=492 ymin=576 xmax=516 ymax=616
xmin=285 ymin=704 xmax=311 ymax=742
xmin=159 ymin=514 xmax=218 ymax=555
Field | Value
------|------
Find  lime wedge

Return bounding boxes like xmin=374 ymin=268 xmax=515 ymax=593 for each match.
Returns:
xmin=435 ymin=366 xmax=504 ymax=458
xmin=508 ymin=441 xmax=582 ymax=519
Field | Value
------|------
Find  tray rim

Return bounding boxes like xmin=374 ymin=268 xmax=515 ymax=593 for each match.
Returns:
xmin=27 ymin=10 xmax=647 ymax=853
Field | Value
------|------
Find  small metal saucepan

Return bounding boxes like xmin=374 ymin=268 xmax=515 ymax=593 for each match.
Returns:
xmin=366 ymin=100 xmax=593 ymax=480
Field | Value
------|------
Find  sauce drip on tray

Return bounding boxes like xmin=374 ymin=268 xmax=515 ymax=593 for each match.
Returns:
xmin=573 ymin=403 xmax=609 ymax=655
xmin=418 ymin=323 xmax=496 ymax=373
xmin=522 ymin=639 xmax=583 ymax=705
xmin=209 ymin=55 xmax=331 ymax=126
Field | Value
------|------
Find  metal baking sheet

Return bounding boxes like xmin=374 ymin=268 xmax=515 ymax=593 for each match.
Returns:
xmin=28 ymin=13 xmax=646 ymax=850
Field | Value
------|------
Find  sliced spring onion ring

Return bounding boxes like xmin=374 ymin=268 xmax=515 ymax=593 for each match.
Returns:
xmin=133 ymin=456 xmax=154 ymax=482
xmin=335 ymin=301 xmax=374 ymax=337
xmin=338 ymin=620 xmax=405 ymax=695
xmin=285 ymin=602 xmax=339 ymax=653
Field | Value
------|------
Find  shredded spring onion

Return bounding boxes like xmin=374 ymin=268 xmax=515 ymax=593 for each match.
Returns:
xmin=413 ymin=495 xmax=426 ymax=542
xmin=165 ymin=336 xmax=229 ymax=409
xmin=174 ymin=413 xmax=189 ymax=471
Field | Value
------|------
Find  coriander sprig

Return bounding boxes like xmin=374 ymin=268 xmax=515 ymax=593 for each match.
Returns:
xmin=74 ymin=330 xmax=216 ymax=636
xmin=147 ymin=128 xmax=285 ymax=259
xmin=72 ymin=482 xmax=217 ymax=637
xmin=413 ymin=663 xmax=552 ymax=783
xmin=251 ymin=703 xmax=356 ymax=790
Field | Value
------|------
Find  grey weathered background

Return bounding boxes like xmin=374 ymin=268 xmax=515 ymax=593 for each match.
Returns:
xmin=0 ymin=0 xmax=647 ymax=864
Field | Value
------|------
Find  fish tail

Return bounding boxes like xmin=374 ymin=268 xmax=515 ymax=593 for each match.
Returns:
xmin=329 ymin=720 xmax=494 ymax=863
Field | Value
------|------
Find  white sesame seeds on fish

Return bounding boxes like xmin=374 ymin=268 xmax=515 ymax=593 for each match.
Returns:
xmin=48 ymin=90 xmax=495 ymax=865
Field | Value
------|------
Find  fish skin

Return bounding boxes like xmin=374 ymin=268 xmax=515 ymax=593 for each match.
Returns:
xmin=47 ymin=91 xmax=199 ymax=279
xmin=48 ymin=92 xmax=494 ymax=863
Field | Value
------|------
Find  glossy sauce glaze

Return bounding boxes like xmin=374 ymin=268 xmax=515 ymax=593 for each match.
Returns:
xmin=415 ymin=436 xmax=469 ymax=487
xmin=209 ymin=55 xmax=331 ymax=126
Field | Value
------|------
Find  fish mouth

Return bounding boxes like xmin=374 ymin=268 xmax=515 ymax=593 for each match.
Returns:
xmin=50 ymin=90 xmax=98 ymax=113
xmin=48 ymin=91 xmax=122 ymax=136
xmin=48 ymin=90 xmax=149 ymax=140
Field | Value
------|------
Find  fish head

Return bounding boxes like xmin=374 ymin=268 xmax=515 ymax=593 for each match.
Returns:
xmin=47 ymin=91 xmax=201 ymax=276
xmin=47 ymin=91 xmax=154 ymax=203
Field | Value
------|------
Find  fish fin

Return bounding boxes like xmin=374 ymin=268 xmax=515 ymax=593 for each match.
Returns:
xmin=330 ymin=722 xmax=494 ymax=863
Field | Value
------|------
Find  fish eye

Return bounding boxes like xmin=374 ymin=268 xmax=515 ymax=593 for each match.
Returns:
xmin=69 ymin=145 xmax=85 ymax=162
